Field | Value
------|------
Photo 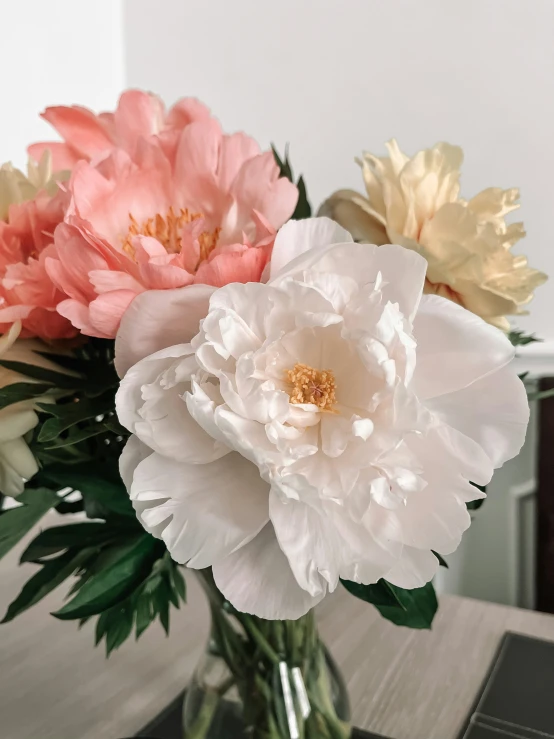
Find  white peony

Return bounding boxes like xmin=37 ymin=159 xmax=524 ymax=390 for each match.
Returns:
xmin=115 ymin=218 xmax=529 ymax=620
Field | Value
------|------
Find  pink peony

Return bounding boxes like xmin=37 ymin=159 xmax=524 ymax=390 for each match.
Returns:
xmin=28 ymin=90 xmax=212 ymax=171
xmin=0 ymin=187 xmax=77 ymax=340
xmin=47 ymin=118 xmax=299 ymax=338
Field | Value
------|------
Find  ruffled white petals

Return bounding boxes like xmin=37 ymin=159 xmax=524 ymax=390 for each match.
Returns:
xmin=213 ymin=524 xmax=325 ymax=619
xmin=412 ymin=294 xmax=515 ymax=400
xmin=269 ymin=216 xmax=353 ymax=279
xmin=115 ymin=283 xmax=215 ymax=377
xmin=131 ymin=452 xmax=269 ymax=568
xmin=116 ymin=344 xmax=227 ymax=464
xmin=119 ymin=435 xmax=152 ymax=490
xmin=427 ymin=364 xmax=529 ymax=470
xmin=116 ymin=218 xmax=529 ymax=618
xmin=385 ymin=548 xmax=440 ymax=589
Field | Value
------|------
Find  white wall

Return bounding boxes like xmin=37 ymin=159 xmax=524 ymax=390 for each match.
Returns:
xmin=124 ymin=0 xmax=554 ymax=338
xmin=0 ymin=0 xmax=125 ymax=168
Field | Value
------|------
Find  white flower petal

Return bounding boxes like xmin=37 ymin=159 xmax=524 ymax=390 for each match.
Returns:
xmin=115 ymin=284 xmax=215 ymax=377
xmin=131 ymin=452 xmax=269 ymax=568
xmin=269 ymin=216 xmax=353 ymax=279
xmin=427 ymin=364 xmax=529 ymax=469
xmin=119 ymin=435 xmax=153 ymax=491
xmin=213 ymin=524 xmax=325 ymax=619
xmin=412 ymin=294 xmax=515 ymax=400
xmin=385 ymin=547 xmax=439 ymax=589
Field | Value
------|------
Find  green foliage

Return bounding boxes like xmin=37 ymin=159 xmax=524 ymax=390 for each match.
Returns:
xmin=341 ymin=578 xmax=438 ymax=629
xmin=39 ymin=462 xmax=135 ymax=519
xmin=272 ymin=145 xmax=312 ymax=220
xmin=3 ymin=511 xmax=187 ymax=654
xmin=0 ymin=488 xmax=59 ymax=559
xmin=508 ymin=329 xmax=541 ymax=346
xmin=0 ymin=338 xmax=188 ymax=655
xmin=93 ymin=553 xmax=187 ymax=656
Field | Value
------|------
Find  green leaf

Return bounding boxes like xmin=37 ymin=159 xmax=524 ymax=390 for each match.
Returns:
xmin=0 ymin=360 xmax=81 ymax=390
xmin=37 ymin=397 xmax=114 ymax=443
xmin=171 ymin=566 xmax=187 ymax=603
xmin=0 ymin=488 xmax=59 ymax=560
xmin=20 ymin=522 xmax=117 ymax=563
xmin=509 ymin=329 xmax=541 ymax=346
xmin=0 ymin=382 xmax=53 ymax=410
xmin=52 ymin=535 xmax=159 ymax=620
xmin=340 ymin=578 xmax=407 ymax=609
xmin=39 ymin=463 xmax=135 ymax=519
xmin=292 ymin=175 xmax=312 ymax=220
xmin=271 ymin=144 xmax=293 ymax=181
xmin=2 ymin=548 xmax=92 ymax=623
xmin=372 ymin=582 xmax=438 ymax=629
xmin=432 ymin=551 xmax=449 ymax=569
xmin=40 ymin=425 xmax=107 ymax=449
xmin=95 ymin=609 xmax=111 ymax=646
xmin=105 ymin=601 xmax=134 ymax=656
xmin=135 ymin=593 xmax=154 ymax=639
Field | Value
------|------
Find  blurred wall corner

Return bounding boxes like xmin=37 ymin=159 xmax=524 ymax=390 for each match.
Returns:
xmin=0 ymin=0 xmax=125 ymax=168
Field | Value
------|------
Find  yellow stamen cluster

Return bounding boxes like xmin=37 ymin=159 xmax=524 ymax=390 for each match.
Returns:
xmin=286 ymin=363 xmax=337 ymax=411
xmin=122 ymin=206 xmax=220 ymax=266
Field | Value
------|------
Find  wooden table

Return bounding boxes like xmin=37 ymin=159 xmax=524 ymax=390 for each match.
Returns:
xmin=2 ymin=520 xmax=554 ymax=739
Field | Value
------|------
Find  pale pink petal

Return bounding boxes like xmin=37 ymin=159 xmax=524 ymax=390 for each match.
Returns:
xmin=88 ymin=269 xmax=144 ymax=295
xmin=213 ymin=524 xmax=325 ymax=619
xmin=114 ymin=90 xmax=165 ymax=151
xmin=39 ymin=105 xmax=113 ymax=159
xmin=218 ymin=132 xmax=261 ymax=191
xmin=130 ymin=452 xmax=269 ymax=568
xmin=194 ymin=247 xmax=268 ymax=287
xmin=165 ymin=98 xmax=212 ymax=128
xmin=174 ymin=119 xmax=223 ymax=209
xmin=88 ymin=290 xmax=137 ymax=339
xmin=114 ymin=283 xmax=215 ymax=376
xmin=28 ymin=142 xmax=81 ymax=170
xmin=56 ymin=298 xmax=103 ymax=337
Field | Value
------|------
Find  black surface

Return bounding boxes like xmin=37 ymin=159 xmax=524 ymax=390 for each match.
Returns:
xmin=131 ymin=691 xmax=386 ymax=738
xmin=459 ymin=632 xmax=554 ymax=739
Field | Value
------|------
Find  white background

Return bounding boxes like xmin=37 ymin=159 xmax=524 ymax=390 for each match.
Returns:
xmin=1 ymin=0 xmax=553 ymax=338
xmin=124 ymin=0 xmax=554 ymax=339
xmin=0 ymin=0 xmax=124 ymax=167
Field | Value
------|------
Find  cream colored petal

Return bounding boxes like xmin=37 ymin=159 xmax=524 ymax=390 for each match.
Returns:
xmin=317 ymin=192 xmax=388 ymax=244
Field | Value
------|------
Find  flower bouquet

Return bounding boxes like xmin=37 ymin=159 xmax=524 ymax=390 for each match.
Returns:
xmin=0 ymin=91 xmax=544 ymax=739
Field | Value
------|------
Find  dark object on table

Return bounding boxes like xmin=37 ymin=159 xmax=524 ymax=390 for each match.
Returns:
xmin=131 ymin=691 xmax=387 ymax=738
xmin=459 ymin=631 xmax=554 ymax=738
xmin=537 ymin=376 xmax=554 ymax=613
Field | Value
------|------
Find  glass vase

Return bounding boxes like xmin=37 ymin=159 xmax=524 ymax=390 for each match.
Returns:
xmin=183 ymin=570 xmax=351 ymax=739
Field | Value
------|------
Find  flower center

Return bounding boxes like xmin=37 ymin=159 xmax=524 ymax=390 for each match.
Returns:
xmin=286 ymin=363 xmax=337 ymax=411
xmin=122 ymin=206 xmax=221 ymax=265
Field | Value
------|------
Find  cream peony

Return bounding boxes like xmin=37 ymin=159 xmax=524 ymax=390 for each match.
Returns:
xmin=115 ymin=218 xmax=529 ymax=620
xmin=0 ymin=151 xmax=64 ymax=221
xmin=0 ymin=321 xmax=61 ymax=496
xmin=319 ymin=140 xmax=547 ymax=330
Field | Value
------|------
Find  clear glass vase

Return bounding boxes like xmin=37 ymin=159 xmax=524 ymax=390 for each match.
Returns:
xmin=183 ymin=571 xmax=352 ymax=739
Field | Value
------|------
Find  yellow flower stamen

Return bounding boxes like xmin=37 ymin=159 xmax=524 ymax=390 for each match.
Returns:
xmin=122 ymin=206 xmax=220 ymax=266
xmin=286 ymin=363 xmax=337 ymax=411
